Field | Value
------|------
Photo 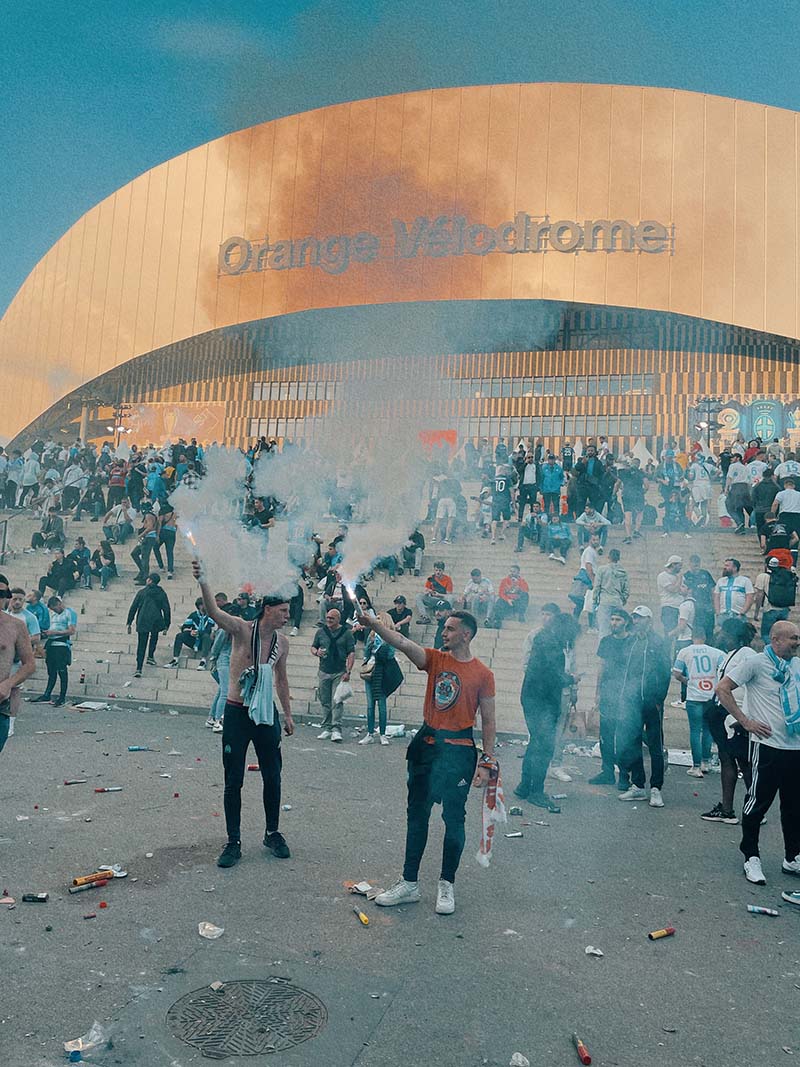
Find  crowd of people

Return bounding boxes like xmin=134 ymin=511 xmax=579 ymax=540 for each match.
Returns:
xmin=2 ymin=427 xmax=800 ymax=913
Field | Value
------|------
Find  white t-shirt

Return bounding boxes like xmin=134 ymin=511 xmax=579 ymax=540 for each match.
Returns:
xmin=715 ymin=575 xmax=753 ymax=615
xmin=726 ymin=463 xmax=750 ymax=487
xmin=673 ymin=643 xmax=724 ymax=702
xmin=725 ymin=651 xmax=800 ymax=750
xmin=775 ymin=488 xmax=800 ymax=514
xmin=717 ymin=645 xmax=757 ymax=716
xmin=580 ymin=545 xmax=600 ymax=576
xmin=675 ymin=597 xmax=696 ymax=638
xmin=657 ymin=570 xmax=683 ymax=608
xmin=5 ymin=607 xmax=40 ymax=638
xmin=775 ymin=460 xmax=800 ymax=482
xmin=748 ymin=460 xmax=768 ymax=486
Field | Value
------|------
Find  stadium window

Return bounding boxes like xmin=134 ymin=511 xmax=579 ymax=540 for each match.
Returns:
xmin=587 ymin=377 xmax=597 ymax=397
xmin=491 ymin=380 xmax=503 ymax=398
xmin=251 ymin=383 xmax=262 ymax=401
xmin=596 ymin=377 xmax=609 ymax=396
xmin=287 ymin=382 xmax=299 ymax=401
xmin=608 ymin=375 xmax=621 ymax=394
xmin=574 ymin=378 xmax=587 ymax=397
xmin=511 ymin=379 xmax=524 ymax=397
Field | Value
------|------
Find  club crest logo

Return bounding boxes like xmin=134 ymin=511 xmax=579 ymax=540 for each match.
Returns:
xmin=434 ymin=670 xmax=461 ymax=711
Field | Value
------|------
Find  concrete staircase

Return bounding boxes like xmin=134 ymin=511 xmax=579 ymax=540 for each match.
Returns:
xmin=0 ymin=492 xmax=784 ymax=746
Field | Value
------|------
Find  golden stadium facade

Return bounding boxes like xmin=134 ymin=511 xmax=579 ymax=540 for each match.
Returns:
xmin=4 ymin=82 xmax=800 ymax=452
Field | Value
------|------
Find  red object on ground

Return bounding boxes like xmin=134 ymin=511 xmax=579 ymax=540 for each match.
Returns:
xmin=247 ymin=764 xmax=259 ymax=771
xmin=99 ymin=901 xmax=108 ymax=909
xmin=173 ymin=792 xmax=180 ymax=798
xmin=572 ymin=1033 xmax=592 ymax=1065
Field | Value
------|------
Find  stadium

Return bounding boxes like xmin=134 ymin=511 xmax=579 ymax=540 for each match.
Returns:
xmin=4 ymin=81 xmax=800 ymax=452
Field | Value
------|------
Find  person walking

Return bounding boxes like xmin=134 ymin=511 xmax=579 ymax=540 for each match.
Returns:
xmin=657 ymin=555 xmax=684 ymax=636
xmin=616 ymin=606 xmax=672 ymax=808
xmin=516 ymin=612 xmax=579 ymax=813
xmin=158 ymin=502 xmax=178 ymax=579
xmin=312 ymin=607 xmax=356 ymax=743
xmin=700 ymin=617 xmax=757 ymax=825
xmin=131 ymin=501 xmax=161 ymax=583
xmin=126 ymin=574 xmax=171 ymax=677
xmin=592 ymin=549 xmax=630 ymax=638
xmin=716 ymin=620 xmax=800 ymax=888
xmin=672 ymin=628 xmax=724 ymax=777
xmin=359 ymin=609 xmax=495 ymax=916
xmin=192 ymin=558 xmax=294 ymax=869
xmin=713 ymin=557 xmax=754 ymax=626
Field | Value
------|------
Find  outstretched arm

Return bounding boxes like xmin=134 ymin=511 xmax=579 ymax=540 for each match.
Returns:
xmin=356 ymin=611 xmax=427 ymax=669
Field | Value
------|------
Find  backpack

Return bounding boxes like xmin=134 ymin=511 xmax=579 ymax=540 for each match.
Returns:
xmin=767 ymin=567 xmax=797 ymax=608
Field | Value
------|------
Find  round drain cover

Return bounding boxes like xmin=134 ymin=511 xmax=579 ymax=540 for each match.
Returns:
xmin=166 ymin=977 xmax=327 ymax=1059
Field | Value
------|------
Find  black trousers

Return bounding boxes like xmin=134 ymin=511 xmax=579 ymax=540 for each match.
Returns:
xmin=617 ymin=700 xmax=665 ymax=790
xmin=517 ymin=484 xmax=538 ymax=521
xmin=289 ymin=585 xmax=304 ymax=628
xmin=222 ymin=701 xmax=282 ymax=843
xmin=519 ymin=700 xmax=561 ymax=797
xmin=598 ymin=704 xmax=620 ymax=778
xmin=740 ymin=742 xmax=800 ymax=861
xmin=135 ymin=629 xmax=160 ymax=670
xmin=403 ymin=742 xmax=477 ymax=884
xmin=43 ymin=642 xmax=70 ymax=700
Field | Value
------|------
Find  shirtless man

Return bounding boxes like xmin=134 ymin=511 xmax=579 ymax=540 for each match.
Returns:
xmin=0 ymin=583 xmax=36 ymax=754
xmin=193 ymin=559 xmax=294 ymax=869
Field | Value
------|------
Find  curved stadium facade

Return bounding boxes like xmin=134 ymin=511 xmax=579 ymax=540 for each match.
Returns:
xmin=4 ymin=82 xmax=800 ymax=451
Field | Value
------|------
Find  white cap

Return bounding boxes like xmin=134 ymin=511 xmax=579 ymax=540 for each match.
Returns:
xmin=631 ymin=605 xmax=653 ymax=618
xmin=665 ymin=555 xmax=682 ymax=566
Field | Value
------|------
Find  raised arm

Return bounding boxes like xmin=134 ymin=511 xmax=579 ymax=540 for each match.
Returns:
xmin=356 ymin=611 xmax=428 ymax=669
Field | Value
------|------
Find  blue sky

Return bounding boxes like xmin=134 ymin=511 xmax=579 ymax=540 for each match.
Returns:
xmin=3 ymin=0 xmax=800 ymax=315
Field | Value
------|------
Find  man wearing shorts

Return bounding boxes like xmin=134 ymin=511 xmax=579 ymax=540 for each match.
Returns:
xmin=617 ymin=458 xmax=647 ymax=544
xmin=490 ymin=464 xmax=515 ymax=544
xmin=360 ymin=609 xmax=496 ymax=916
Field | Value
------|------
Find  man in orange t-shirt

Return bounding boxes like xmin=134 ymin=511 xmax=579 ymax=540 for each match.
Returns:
xmin=358 ymin=608 xmax=496 ymax=916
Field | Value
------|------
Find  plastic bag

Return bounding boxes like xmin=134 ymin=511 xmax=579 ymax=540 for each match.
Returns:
xmin=333 ymin=680 xmax=354 ymax=704
xmin=64 ymin=1021 xmax=107 ymax=1054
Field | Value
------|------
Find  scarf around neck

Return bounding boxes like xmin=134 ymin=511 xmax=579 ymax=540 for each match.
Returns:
xmin=764 ymin=644 xmax=800 ymax=736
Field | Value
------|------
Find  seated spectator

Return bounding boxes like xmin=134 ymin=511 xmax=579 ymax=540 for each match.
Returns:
xmin=102 ymin=498 xmax=134 ymax=544
xmin=432 ymin=599 xmax=451 ymax=650
xmin=90 ymin=540 xmax=118 ymax=590
xmin=74 ymin=476 xmax=106 ymax=522
xmin=67 ymin=537 xmax=92 ymax=587
xmin=487 ymin=565 xmax=530 ymax=628
xmin=38 ymin=549 xmax=77 ymax=598
xmin=167 ymin=597 xmax=215 ymax=667
xmin=402 ymin=529 xmax=425 ymax=576
xmin=31 ymin=507 xmax=65 ymax=551
xmin=319 ymin=566 xmax=354 ymax=625
xmin=459 ymin=568 xmax=495 ymax=620
xmin=546 ymin=513 xmax=571 ymax=564
xmin=415 ymin=561 xmax=454 ymax=623
xmin=575 ymin=502 xmax=612 ymax=548
xmin=388 ymin=594 xmax=412 ymax=637
xmin=516 ymin=502 xmax=548 ymax=554
xmin=371 ymin=554 xmax=399 ymax=582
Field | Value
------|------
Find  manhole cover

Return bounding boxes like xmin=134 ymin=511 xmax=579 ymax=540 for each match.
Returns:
xmin=166 ymin=977 xmax=327 ymax=1059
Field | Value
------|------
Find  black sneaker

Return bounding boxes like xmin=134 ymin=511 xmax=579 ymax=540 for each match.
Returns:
xmin=264 ymin=831 xmax=290 ymax=859
xmin=589 ymin=772 xmax=616 ymax=785
xmin=31 ymin=694 xmax=52 ymax=703
xmin=701 ymin=803 xmax=738 ymax=824
xmin=217 ymin=841 xmax=242 ymax=868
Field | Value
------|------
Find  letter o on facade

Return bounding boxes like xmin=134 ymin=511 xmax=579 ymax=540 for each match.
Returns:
xmin=549 ymin=220 xmax=584 ymax=253
xmin=218 ymin=237 xmax=253 ymax=275
xmin=465 ymin=224 xmax=497 ymax=255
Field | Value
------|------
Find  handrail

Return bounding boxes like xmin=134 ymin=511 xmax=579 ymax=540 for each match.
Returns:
xmin=0 ymin=518 xmax=7 ymax=565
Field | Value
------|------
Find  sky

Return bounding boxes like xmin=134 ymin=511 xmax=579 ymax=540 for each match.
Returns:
xmin=3 ymin=0 xmax=800 ymax=315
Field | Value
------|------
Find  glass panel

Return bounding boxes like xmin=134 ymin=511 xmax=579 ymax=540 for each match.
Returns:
xmin=501 ymin=380 xmax=512 ymax=397
xmin=587 ymin=377 xmax=597 ymax=396
xmin=596 ymin=376 xmax=609 ymax=396
xmin=511 ymin=379 xmax=524 ymax=397
xmin=287 ymin=382 xmax=299 ymax=401
xmin=533 ymin=378 xmax=543 ymax=397
xmin=565 ymin=377 xmax=576 ymax=396
xmin=491 ymin=380 xmax=502 ymax=398
xmin=553 ymin=378 xmax=564 ymax=396
xmin=609 ymin=375 xmax=621 ymax=394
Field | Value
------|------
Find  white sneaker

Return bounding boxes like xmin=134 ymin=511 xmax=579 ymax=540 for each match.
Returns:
xmin=289 ymin=626 xmax=299 ymax=637
xmin=781 ymin=890 xmax=800 ymax=907
xmin=435 ymin=879 xmax=455 ymax=915
xmin=782 ymin=854 xmax=800 ymax=876
xmin=331 ymin=728 xmax=343 ymax=743
xmin=204 ymin=718 xmax=215 ymax=728
xmin=700 ymin=761 xmax=711 ymax=773
xmin=547 ymin=767 xmax=572 ymax=783
xmin=618 ymin=786 xmax=647 ymax=801
xmin=743 ymin=856 xmax=766 ymax=885
xmin=649 ymin=787 xmax=664 ymax=808
xmin=375 ymin=878 xmax=421 ymax=907
xmin=548 ymin=552 xmax=557 ymax=560
xmin=670 ymin=699 xmax=686 ymax=708
xmin=686 ymin=766 xmax=704 ymax=778
xmin=379 ymin=734 xmax=390 ymax=746
xmin=167 ymin=658 xmax=178 ymax=667
xmin=196 ymin=659 xmax=207 ymax=671
xmin=358 ymin=733 xmax=374 ymax=745
xmin=317 ymin=729 xmax=332 ymax=740
xmin=212 ymin=720 xmax=223 ymax=733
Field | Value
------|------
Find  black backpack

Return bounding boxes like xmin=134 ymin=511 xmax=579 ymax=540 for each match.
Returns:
xmin=642 ymin=503 xmax=658 ymax=527
xmin=767 ymin=567 xmax=797 ymax=608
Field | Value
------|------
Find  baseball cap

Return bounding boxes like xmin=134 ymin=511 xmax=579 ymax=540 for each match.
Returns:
xmin=666 ymin=555 xmax=682 ymax=566
xmin=767 ymin=557 xmax=780 ymax=569
xmin=541 ymin=602 xmax=561 ymax=616
xmin=433 ymin=600 xmax=450 ymax=612
xmin=631 ymin=605 xmax=653 ymax=618
xmin=393 ymin=595 xmax=407 ymax=604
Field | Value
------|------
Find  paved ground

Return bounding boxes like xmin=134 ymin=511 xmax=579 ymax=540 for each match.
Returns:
xmin=1 ymin=703 xmax=799 ymax=1067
